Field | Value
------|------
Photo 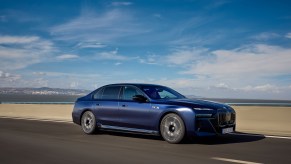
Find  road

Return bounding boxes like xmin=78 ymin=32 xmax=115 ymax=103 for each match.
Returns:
xmin=0 ymin=118 xmax=290 ymax=164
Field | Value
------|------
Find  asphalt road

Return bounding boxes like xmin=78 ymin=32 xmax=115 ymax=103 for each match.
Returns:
xmin=1 ymin=118 xmax=290 ymax=164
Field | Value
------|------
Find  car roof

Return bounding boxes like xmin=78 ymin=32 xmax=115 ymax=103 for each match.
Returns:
xmin=104 ymin=83 xmax=165 ymax=88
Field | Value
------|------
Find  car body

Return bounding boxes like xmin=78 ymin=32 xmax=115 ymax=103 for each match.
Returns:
xmin=72 ymin=83 xmax=236 ymax=143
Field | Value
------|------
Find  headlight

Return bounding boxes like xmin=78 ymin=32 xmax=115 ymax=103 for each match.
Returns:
xmin=193 ymin=108 xmax=214 ymax=111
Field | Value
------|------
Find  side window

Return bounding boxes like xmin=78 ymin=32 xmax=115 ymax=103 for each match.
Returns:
xmin=93 ymin=89 xmax=103 ymax=99
xmin=101 ymin=86 xmax=121 ymax=100
xmin=158 ymin=90 xmax=176 ymax=99
xmin=122 ymin=86 xmax=143 ymax=100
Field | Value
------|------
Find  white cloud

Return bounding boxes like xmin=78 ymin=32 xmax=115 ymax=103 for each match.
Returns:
xmin=96 ymin=49 xmax=132 ymax=61
xmin=0 ymin=70 xmax=21 ymax=82
xmin=252 ymin=32 xmax=280 ymax=40
xmin=241 ymin=84 xmax=280 ymax=93
xmin=70 ymin=81 xmax=79 ymax=88
xmin=182 ymin=44 xmax=291 ymax=78
xmin=56 ymin=54 xmax=79 ymax=60
xmin=114 ymin=62 xmax=122 ymax=66
xmin=0 ymin=36 xmax=39 ymax=44
xmin=0 ymin=70 xmax=9 ymax=78
xmin=213 ymin=83 xmax=231 ymax=90
xmin=111 ymin=2 xmax=132 ymax=6
xmin=0 ymin=35 xmax=54 ymax=70
xmin=285 ymin=32 xmax=291 ymax=39
xmin=76 ymin=42 xmax=106 ymax=49
xmin=31 ymin=78 xmax=48 ymax=87
xmin=33 ymin=72 xmax=47 ymax=76
xmin=139 ymin=55 xmax=159 ymax=65
xmin=50 ymin=8 xmax=146 ymax=43
xmin=166 ymin=47 xmax=209 ymax=65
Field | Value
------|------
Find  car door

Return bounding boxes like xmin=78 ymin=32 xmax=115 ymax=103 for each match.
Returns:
xmin=92 ymin=85 xmax=121 ymax=126
xmin=118 ymin=86 xmax=154 ymax=130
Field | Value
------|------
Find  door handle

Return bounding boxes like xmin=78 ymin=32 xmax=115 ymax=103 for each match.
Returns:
xmin=96 ymin=103 xmax=100 ymax=106
xmin=121 ymin=104 xmax=127 ymax=107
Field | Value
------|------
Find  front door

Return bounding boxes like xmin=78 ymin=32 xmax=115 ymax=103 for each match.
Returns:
xmin=118 ymin=86 xmax=154 ymax=130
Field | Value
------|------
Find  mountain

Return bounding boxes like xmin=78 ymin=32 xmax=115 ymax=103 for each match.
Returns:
xmin=0 ymin=87 xmax=90 ymax=96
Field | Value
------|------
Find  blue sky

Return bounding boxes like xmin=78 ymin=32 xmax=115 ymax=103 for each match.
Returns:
xmin=0 ymin=0 xmax=291 ymax=99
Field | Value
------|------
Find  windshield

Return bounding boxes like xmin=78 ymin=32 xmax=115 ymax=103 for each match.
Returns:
xmin=141 ymin=85 xmax=185 ymax=100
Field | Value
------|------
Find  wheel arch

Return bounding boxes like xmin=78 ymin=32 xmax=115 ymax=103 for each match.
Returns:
xmin=158 ymin=108 xmax=195 ymax=137
xmin=79 ymin=108 xmax=94 ymax=124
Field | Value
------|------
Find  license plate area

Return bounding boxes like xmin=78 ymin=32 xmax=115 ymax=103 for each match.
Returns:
xmin=222 ymin=127 xmax=233 ymax=134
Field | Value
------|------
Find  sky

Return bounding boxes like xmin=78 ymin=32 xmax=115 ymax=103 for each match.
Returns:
xmin=0 ymin=0 xmax=291 ymax=100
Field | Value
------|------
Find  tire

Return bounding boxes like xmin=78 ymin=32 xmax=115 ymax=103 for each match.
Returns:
xmin=81 ymin=111 xmax=97 ymax=134
xmin=160 ymin=113 xmax=185 ymax=144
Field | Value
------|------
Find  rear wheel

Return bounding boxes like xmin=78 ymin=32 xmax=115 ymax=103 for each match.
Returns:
xmin=81 ymin=111 xmax=97 ymax=134
xmin=160 ymin=113 xmax=185 ymax=144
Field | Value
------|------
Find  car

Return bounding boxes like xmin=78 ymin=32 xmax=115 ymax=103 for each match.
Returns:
xmin=72 ymin=83 xmax=236 ymax=144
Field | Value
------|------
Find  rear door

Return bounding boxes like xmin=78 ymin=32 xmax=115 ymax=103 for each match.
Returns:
xmin=92 ymin=85 xmax=121 ymax=126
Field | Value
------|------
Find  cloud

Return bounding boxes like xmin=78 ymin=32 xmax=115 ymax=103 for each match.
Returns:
xmin=285 ymin=32 xmax=291 ymax=39
xmin=0 ymin=70 xmax=21 ymax=82
xmin=139 ymin=55 xmax=159 ymax=65
xmin=0 ymin=36 xmax=39 ymax=44
xmin=252 ymin=32 xmax=280 ymax=40
xmin=56 ymin=54 xmax=79 ymax=60
xmin=0 ymin=35 xmax=54 ymax=70
xmin=166 ymin=47 xmax=209 ymax=65
xmin=114 ymin=62 xmax=122 ymax=66
xmin=50 ymin=8 xmax=146 ymax=43
xmin=182 ymin=44 xmax=291 ymax=78
xmin=111 ymin=2 xmax=132 ymax=6
xmin=240 ymin=84 xmax=280 ymax=93
xmin=213 ymin=83 xmax=231 ymax=90
xmin=33 ymin=72 xmax=47 ymax=76
xmin=76 ymin=42 xmax=106 ymax=49
xmin=95 ymin=49 xmax=133 ymax=61
xmin=70 ymin=81 xmax=79 ymax=88
xmin=210 ymin=83 xmax=281 ymax=93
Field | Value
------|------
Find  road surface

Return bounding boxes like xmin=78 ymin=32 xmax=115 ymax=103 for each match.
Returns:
xmin=0 ymin=118 xmax=290 ymax=164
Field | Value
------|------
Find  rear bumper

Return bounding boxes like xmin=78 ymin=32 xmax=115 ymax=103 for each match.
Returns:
xmin=72 ymin=110 xmax=81 ymax=125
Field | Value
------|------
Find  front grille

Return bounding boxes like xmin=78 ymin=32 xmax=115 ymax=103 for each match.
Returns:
xmin=217 ymin=110 xmax=235 ymax=127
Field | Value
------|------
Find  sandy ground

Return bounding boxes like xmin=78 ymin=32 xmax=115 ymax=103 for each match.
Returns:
xmin=0 ymin=104 xmax=73 ymax=122
xmin=0 ymin=104 xmax=290 ymax=136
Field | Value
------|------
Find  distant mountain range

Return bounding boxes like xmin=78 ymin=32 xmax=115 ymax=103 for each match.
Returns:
xmin=0 ymin=87 xmax=90 ymax=96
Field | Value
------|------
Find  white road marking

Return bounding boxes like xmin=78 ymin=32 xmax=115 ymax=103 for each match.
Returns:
xmin=0 ymin=116 xmax=72 ymax=123
xmin=230 ymin=132 xmax=291 ymax=140
xmin=212 ymin=157 xmax=262 ymax=164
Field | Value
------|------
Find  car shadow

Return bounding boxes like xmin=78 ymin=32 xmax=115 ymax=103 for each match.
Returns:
xmin=98 ymin=130 xmax=163 ymax=141
xmin=97 ymin=130 xmax=265 ymax=144
xmin=183 ymin=131 xmax=266 ymax=145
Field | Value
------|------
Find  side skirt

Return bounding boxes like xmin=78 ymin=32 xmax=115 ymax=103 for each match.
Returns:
xmin=100 ymin=124 xmax=160 ymax=136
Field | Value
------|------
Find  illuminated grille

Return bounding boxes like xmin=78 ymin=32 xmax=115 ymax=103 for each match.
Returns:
xmin=217 ymin=110 xmax=235 ymax=127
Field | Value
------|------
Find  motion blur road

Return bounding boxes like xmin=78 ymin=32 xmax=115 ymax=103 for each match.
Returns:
xmin=1 ymin=118 xmax=290 ymax=164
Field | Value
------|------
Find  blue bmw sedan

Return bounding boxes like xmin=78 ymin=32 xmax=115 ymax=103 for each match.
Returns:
xmin=72 ymin=83 xmax=236 ymax=144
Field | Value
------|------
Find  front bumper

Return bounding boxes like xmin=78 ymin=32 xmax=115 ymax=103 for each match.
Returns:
xmin=194 ymin=109 xmax=236 ymax=136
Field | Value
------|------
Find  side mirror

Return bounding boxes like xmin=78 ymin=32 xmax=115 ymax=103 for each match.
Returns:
xmin=132 ymin=95 xmax=148 ymax=102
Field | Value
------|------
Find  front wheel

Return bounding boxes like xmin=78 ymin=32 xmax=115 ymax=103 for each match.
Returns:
xmin=81 ymin=111 xmax=97 ymax=134
xmin=160 ymin=113 xmax=185 ymax=144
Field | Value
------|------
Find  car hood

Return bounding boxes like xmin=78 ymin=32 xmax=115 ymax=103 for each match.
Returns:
xmin=156 ymin=98 xmax=231 ymax=110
